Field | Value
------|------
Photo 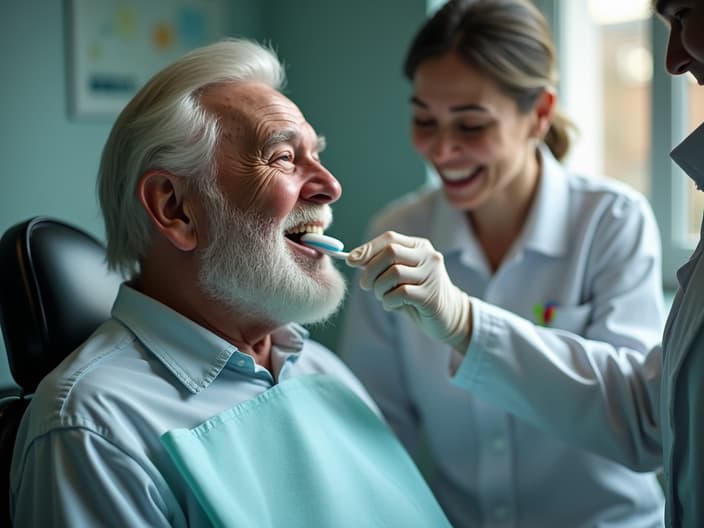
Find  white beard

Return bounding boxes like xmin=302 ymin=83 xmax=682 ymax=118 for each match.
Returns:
xmin=197 ymin=194 xmax=347 ymax=327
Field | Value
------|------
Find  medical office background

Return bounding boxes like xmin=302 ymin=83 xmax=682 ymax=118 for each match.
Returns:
xmin=0 ymin=0 xmax=702 ymax=397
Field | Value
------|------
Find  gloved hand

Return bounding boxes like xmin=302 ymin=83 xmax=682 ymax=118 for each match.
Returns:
xmin=346 ymin=231 xmax=472 ymax=354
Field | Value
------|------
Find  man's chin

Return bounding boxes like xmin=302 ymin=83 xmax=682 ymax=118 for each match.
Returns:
xmin=295 ymin=294 xmax=345 ymax=326
xmin=199 ymin=251 xmax=347 ymax=327
xmin=277 ymin=274 xmax=347 ymax=326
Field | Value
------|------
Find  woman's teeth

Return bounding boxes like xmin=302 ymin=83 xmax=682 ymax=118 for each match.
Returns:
xmin=441 ymin=167 xmax=482 ymax=182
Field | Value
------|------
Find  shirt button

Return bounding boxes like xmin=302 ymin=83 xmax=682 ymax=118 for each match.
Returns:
xmin=494 ymin=504 xmax=509 ymax=521
xmin=237 ymin=359 xmax=245 ymax=366
xmin=492 ymin=435 xmax=507 ymax=453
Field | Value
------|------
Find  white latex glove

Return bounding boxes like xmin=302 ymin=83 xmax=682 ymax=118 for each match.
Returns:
xmin=347 ymin=231 xmax=472 ymax=354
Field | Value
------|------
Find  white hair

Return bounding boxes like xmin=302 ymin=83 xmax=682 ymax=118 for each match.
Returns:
xmin=97 ymin=38 xmax=286 ymax=277
xmin=197 ymin=190 xmax=347 ymax=327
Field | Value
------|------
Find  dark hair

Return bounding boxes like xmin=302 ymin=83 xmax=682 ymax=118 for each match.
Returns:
xmin=404 ymin=0 xmax=574 ymax=160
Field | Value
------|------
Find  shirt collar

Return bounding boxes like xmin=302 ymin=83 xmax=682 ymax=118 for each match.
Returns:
xmin=429 ymin=144 xmax=570 ymax=267
xmin=520 ymin=144 xmax=570 ymax=257
xmin=671 ymin=121 xmax=704 ymax=190
xmin=111 ymin=284 xmax=309 ymax=394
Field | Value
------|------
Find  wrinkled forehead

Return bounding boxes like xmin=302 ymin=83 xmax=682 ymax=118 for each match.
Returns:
xmin=200 ymin=81 xmax=310 ymax=143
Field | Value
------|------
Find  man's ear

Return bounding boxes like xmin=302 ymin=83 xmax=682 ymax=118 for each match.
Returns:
xmin=530 ymin=87 xmax=556 ymax=140
xmin=137 ymin=170 xmax=198 ymax=252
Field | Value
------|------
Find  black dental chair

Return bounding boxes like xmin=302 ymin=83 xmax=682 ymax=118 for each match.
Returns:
xmin=0 ymin=216 xmax=123 ymax=525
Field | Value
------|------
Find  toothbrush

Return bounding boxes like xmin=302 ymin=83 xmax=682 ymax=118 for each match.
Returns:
xmin=300 ymin=233 xmax=350 ymax=260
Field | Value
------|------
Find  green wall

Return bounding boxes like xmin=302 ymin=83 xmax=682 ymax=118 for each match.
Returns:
xmin=0 ymin=0 xmax=427 ymax=393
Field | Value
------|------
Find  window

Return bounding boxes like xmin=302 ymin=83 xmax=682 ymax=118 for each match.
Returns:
xmin=686 ymin=80 xmax=704 ymax=236
xmin=557 ymin=0 xmax=704 ymax=287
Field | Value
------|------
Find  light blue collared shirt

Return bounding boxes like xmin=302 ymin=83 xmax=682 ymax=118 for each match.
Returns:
xmin=10 ymin=284 xmax=378 ymax=527
xmin=341 ymin=146 xmax=666 ymax=527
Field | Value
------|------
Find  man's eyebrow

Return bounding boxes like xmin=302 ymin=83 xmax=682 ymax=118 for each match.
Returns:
xmin=410 ymin=96 xmax=488 ymax=113
xmin=262 ymin=128 xmax=326 ymax=153
xmin=262 ymin=128 xmax=299 ymax=151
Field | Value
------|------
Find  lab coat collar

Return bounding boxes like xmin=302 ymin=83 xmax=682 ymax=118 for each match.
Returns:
xmin=520 ymin=144 xmax=571 ymax=257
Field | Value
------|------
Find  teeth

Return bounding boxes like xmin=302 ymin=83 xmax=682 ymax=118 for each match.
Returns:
xmin=285 ymin=223 xmax=325 ymax=236
xmin=441 ymin=168 xmax=479 ymax=182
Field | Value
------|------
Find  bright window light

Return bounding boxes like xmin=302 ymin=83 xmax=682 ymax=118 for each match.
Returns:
xmin=587 ymin=0 xmax=650 ymax=25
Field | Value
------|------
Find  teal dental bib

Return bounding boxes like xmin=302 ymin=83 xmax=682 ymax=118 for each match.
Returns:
xmin=161 ymin=374 xmax=450 ymax=527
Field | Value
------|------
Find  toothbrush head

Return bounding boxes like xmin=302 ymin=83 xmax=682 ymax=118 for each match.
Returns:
xmin=300 ymin=233 xmax=349 ymax=260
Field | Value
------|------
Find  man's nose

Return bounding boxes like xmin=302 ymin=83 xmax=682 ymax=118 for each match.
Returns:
xmin=301 ymin=163 xmax=342 ymax=204
xmin=666 ymin=28 xmax=692 ymax=75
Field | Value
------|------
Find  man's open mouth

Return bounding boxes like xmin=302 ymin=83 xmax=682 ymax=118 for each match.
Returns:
xmin=284 ymin=223 xmax=325 ymax=245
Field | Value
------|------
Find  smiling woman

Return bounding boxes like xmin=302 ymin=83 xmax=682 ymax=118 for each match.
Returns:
xmin=339 ymin=1 xmax=667 ymax=526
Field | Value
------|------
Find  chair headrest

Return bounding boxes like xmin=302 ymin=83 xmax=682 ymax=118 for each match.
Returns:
xmin=0 ymin=217 xmax=123 ymax=393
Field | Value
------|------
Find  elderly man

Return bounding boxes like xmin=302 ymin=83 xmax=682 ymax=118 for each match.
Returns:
xmin=9 ymin=39 xmax=449 ymax=527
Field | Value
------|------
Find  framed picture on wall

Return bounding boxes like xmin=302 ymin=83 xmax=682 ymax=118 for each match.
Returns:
xmin=65 ymin=0 xmax=227 ymax=119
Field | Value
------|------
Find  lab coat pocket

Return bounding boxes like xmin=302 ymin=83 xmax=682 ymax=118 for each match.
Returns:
xmin=549 ymin=303 xmax=592 ymax=334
